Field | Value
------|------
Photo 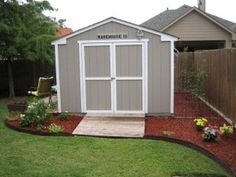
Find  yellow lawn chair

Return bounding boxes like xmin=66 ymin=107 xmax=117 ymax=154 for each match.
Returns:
xmin=28 ymin=77 xmax=54 ymax=102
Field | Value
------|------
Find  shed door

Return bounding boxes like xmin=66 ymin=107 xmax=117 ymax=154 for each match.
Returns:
xmin=80 ymin=41 xmax=146 ymax=113
xmin=115 ymin=44 xmax=143 ymax=111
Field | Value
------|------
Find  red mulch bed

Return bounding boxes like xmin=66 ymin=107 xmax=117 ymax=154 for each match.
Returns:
xmin=145 ymin=93 xmax=236 ymax=176
xmin=5 ymin=115 xmax=83 ymax=135
xmin=174 ymin=93 xmax=219 ymax=117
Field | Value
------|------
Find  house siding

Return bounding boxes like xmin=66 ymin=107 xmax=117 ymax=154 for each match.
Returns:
xmin=164 ymin=11 xmax=232 ymax=48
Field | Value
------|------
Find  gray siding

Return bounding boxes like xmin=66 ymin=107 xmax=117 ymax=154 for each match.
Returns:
xmin=58 ymin=21 xmax=172 ymax=113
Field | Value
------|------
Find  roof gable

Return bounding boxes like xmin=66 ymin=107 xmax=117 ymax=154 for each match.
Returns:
xmin=142 ymin=5 xmax=191 ymax=31
xmin=52 ymin=17 xmax=177 ymax=45
xmin=141 ymin=5 xmax=236 ymax=34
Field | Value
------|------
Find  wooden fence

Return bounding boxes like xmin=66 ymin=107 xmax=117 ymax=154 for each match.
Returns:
xmin=175 ymin=49 xmax=236 ymax=122
xmin=0 ymin=60 xmax=55 ymax=97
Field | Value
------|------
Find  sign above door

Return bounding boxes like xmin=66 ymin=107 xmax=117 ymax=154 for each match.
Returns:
xmin=97 ymin=33 xmax=128 ymax=39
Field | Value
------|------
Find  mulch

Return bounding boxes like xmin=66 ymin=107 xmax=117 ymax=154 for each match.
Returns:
xmin=174 ymin=93 xmax=219 ymax=117
xmin=5 ymin=115 xmax=83 ymax=136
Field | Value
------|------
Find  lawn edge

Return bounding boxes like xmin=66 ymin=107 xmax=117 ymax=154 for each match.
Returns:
xmin=145 ymin=135 xmax=235 ymax=177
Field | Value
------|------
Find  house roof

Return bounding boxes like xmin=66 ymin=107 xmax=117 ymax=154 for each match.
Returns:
xmin=141 ymin=5 xmax=236 ymax=33
xmin=57 ymin=27 xmax=73 ymax=37
xmin=52 ymin=17 xmax=177 ymax=45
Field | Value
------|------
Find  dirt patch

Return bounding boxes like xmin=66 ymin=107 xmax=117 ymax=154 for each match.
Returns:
xmin=5 ymin=115 xmax=83 ymax=135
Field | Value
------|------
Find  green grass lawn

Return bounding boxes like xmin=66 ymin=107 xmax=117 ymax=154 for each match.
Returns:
xmin=0 ymin=97 xmax=232 ymax=177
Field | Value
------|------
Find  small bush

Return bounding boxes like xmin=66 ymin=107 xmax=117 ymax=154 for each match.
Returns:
xmin=219 ymin=123 xmax=234 ymax=136
xmin=19 ymin=99 xmax=51 ymax=127
xmin=59 ymin=112 xmax=69 ymax=121
xmin=48 ymin=123 xmax=64 ymax=133
xmin=19 ymin=114 xmax=31 ymax=127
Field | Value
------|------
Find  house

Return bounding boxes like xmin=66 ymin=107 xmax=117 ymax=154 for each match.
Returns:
xmin=57 ymin=27 xmax=73 ymax=37
xmin=142 ymin=0 xmax=236 ymax=51
xmin=52 ymin=17 xmax=177 ymax=116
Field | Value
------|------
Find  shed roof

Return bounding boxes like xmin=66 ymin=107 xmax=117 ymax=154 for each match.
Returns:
xmin=52 ymin=17 xmax=178 ymax=45
xmin=141 ymin=5 xmax=236 ymax=33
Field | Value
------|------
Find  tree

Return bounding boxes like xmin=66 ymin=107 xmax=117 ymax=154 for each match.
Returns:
xmin=0 ymin=0 xmax=58 ymax=98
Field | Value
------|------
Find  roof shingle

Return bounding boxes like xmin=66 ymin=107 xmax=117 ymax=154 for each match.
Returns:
xmin=141 ymin=5 xmax=236 ymax=33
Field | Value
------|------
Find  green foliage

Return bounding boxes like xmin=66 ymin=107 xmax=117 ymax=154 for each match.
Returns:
xmin=36 ymin=124 xmax=45 ymax=131
xmin=219 ymin=124 xmax=234 ymax=136
xmin=180 ymin=65 xmax=207 ymax=96
xmin=0 ymin=0 xmax=58 ymax=62
xmin=19 ymin=113 xmax=31 ymax=127
xmin=48 ymin=123 xmax=64 ymax=133
xmin=48 ymin=101 xmax=57 ymax=112
xmin=20 ymin=99 xmax=50 ymax=127
xmin=59 ymin=112 xmax=68 ymax=121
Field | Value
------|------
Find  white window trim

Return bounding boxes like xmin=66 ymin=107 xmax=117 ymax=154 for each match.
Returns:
xmin=78 ymin=39 xmax=149 ymax=114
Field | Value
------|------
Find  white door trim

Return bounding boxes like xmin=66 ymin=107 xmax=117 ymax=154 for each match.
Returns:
xmin=78 ymin=39 xmax=149 ymax=114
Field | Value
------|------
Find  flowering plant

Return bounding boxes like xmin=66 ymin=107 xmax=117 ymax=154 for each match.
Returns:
xmin=194 ymin=117 xmax=208 ymax=127
xmin=202 ymin=126 xmax=218 ymax=141
xmin=219 ymin=124 xmax=234 ymax=136
xmin=20 ymin=99 xmax=50 ymax=127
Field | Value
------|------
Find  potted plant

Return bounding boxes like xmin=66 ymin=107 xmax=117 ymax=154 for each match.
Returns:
xmin=7 ymin=101 xmax=28 ymax=113
xmin=194 ymin=117 xmax=208 ymax=131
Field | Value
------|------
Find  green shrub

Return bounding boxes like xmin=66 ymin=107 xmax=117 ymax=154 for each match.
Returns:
xmin=19 ymin=99 xmax=51 ymax=127
xmin=48 ymin=123 xmax=64 ymax=133
xmin=180 ymin=65 xmax=207 ymax=97
xmin=59 ymin=112 xmax=68 ymax=121
xmin=19 ymin=114 xmax=31 ymax=127
xmin=219 ymin=123 xmax=234 ymax=136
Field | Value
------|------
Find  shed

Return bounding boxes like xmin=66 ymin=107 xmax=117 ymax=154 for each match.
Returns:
xmin=52 ymin=17 xmax=177 ymax=116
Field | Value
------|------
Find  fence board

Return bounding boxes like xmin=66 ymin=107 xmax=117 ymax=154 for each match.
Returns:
xmin=175 ymin=49 xmax=236 ymax=122
xmin=0 ymin=60 xmax=55 ymax=97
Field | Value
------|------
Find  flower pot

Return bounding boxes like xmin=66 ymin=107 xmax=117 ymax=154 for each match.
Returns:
xmin=7 ymin=102 xmax=27 ymax=113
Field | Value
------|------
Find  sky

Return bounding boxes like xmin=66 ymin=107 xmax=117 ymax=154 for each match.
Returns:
xmin=45 ymin=0 xmax=236 ymax=31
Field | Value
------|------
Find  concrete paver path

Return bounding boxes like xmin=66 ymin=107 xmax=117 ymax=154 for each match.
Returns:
xmin=72 ymin=116 xmax=145 ymax=138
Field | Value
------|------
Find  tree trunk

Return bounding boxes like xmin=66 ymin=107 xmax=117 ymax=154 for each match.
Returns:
xmin=8 ymin=58 xmax=15 ymax=99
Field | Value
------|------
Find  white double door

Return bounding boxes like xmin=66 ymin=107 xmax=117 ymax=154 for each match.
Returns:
xmin=79 ymin=40 xmax=147 ymax=113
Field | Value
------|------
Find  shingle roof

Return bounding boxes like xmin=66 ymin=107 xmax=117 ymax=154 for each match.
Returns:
xmin=141 ymin=5 xmax=236 ymax=33
xmin=57 ymin=27 xmax=73 ymax=37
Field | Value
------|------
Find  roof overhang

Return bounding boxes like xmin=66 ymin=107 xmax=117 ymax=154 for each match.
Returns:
xmin=160 ymin=7 xmax=234 ymax=36
xmin=52 ymin=17 xmax=178 ymax=45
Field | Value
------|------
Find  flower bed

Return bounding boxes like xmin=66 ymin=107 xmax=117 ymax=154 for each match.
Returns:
xmin=145 ymin=118 xmax=236 ymax=176
xmin=5 ymin=115 xmax=83 ymax=135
